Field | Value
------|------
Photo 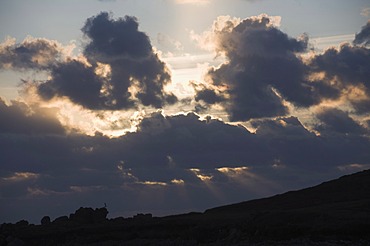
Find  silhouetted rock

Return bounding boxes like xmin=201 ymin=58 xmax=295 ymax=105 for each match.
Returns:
xmin=52 ymin=216 xmax=69 ymax=225
xmin=110 ymin=216 xmax=125 ymax=224
xmin=41 ymin=216 xmax=51 ymax=226
xmin=94 ymin=207 xmax=109 ymax=223
xmin=15 ymin=220 xmax=28 ymax=228
xmin=69 ymin=207 xmax=108 ymax=224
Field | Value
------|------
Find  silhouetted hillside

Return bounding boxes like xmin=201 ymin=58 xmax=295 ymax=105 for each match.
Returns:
xmin=1 ymin=170 xmax=370 ymax=245
xmin=206 ymin=168 xmax=370 ymax=213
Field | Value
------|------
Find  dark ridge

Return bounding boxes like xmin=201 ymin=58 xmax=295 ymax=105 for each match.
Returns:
xmin=205 ymin=168 xmax=370 ymax=214
xmin=1 ymin=169 xmax=370 ymax=245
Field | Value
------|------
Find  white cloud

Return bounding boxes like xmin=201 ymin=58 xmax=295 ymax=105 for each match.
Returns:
xmin=361 ymin=7 xmax=370 ymax=17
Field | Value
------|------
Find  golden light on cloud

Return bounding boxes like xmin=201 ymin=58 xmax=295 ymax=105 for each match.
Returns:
xmin=171 ymin=179 xmax=185 ymax=185
xmin=216 ymin=166 xmax=249 ymax=176
xmin=189 ymin=168 xmax=224 ymax=200
xmin=3 ymin=172 xmax=40 ymax=182
xmin=197 ymin=174 xmax=213 ymax=181
xmin=345 ymin=85 xmax=368 ymax=101
xmin=140 ymin=181 xmax=168 ymax=186
xmin=216 ymin=166 xmax=281 ymax=196
xmin=95 ymin=62 xmax=111 ymax=78
xmin=117 ymin=162 xmax=139 ymax=182
xmin=40 ymin=98 xmax=141 ymax=137
xmin=309 ymin=83 xmax=369 ymax=120
xmin=127 ymin=77 xmax=142 ymax=101
xmin=190 ymin=168 xmax=213 ymax=181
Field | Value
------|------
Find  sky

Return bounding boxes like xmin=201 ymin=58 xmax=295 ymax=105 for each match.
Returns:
xmin=0 ymin=0 xmax=370 ymax=223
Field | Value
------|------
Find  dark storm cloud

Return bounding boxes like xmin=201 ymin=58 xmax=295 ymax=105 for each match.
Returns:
xmin=0 ymin=38 xmax=61 ymax=70
xmin=311 ymin=45 xmax=370 ymax=86
xmin=315 ymin=108 xmax=368 ymax=135
xmin=1 ymin=108 xmax=367 ymax=179
xmin=1 ymin=109 xmax=370 ymax=223
xmin=195 ymin=15 xmax=331 ymax=121
xmin=0 ymin=97 xmax=64 ymax=135
xmin=194 ymin=88 xmax=225 ymax=104
xmin=353 ymin=21 xmax=370 ymax=46
xmin=250 ymin=116 xmax=370 ymax=171
xmin=127 ymin=112 xmax=268 ymax=168
xmin=37 ymin=60 xmax=108 ymax=109
xmin=40 ymin=11 xmax=176 ymax=110
xmin=82 ymin=12 xmax=151 ymax=61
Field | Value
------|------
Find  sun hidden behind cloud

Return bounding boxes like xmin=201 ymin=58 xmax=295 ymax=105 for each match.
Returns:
xmin=175 ymin=0 xmax=210 ymax=5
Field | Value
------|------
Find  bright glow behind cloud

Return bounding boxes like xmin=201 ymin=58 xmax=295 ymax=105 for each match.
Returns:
xmin=175 ymin=0 xmax=210 ymax=5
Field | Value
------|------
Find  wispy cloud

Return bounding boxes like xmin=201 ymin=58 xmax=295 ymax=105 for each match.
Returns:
xmin=310 ymin=34 xmax=355 ymax=51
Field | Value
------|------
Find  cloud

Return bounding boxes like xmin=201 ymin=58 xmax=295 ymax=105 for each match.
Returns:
xmin=0 ymin=37 xmax=66 ymax=71
xmin=361 ymin=7 xmax=370 ymax=17
xmin=353 ymin=21 xmax=370 ymax=46
xmin=0 ymin=12 xmax=177 ymax=111
xmin=82 ymin=12 xmax=152 ymax=61
xmin=194 ymin=87 xmax=225 ymax=105
xmin=0 ymin=97 xmax=65 ymax=135
xmin=1 ymin=107 xmax=370 ymax=222
xmin=38 ymin=12 xmax=177 ymax=110
xmin=315 ymin=108 xmax=368 ymax=135
xmin=37 ymin=60 xmax=108 ymax=109
xmin=194 ymin=15 xmax=321 ymax=121
xmin=193 ymin=15 xmax=370 ymax=121
xmin=310 ymin=44 xmax=370 ymax=114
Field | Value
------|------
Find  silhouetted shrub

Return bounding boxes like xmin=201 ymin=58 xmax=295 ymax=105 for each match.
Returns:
xmin=133 ymin=213 xmax=152 ymax=221
xmin=41 ymin=216 xmax=51 ymax=226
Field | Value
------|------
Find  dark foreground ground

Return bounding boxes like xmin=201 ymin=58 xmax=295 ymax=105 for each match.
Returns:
xmin=2 ymin=169 xmax=370 ymax=245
